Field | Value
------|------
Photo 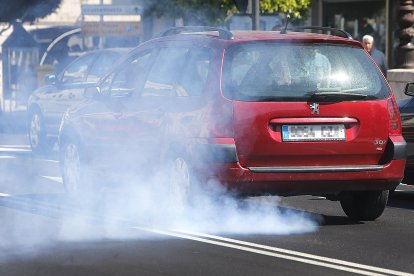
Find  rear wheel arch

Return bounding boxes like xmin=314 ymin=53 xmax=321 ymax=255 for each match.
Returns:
xmin=59 ymin=124 xmax=81 ymax=145
xmin=163 ymin=142 xmax=190 ymax=162
xmin=28 ymin=104 xmax=42 ymax=116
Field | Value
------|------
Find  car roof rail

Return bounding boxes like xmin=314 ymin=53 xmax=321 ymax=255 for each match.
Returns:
xmin=284 ymin=26 xmax=353 ymax=39
xmin=161 ymin=26 xmax=234 ymax=40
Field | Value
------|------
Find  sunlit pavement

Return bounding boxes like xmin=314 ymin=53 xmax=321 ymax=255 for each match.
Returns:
xmin=0 ymin=132 xmax=29 ymax=146
xmin=0 ymin=132 xmax=61 ymax=195
xmin=0 ymin=132 xmax=414 ymax=276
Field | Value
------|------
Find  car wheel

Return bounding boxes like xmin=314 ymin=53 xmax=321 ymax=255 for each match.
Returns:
xmin=167 ymin=155 xmax=194 ymax=210
xmin=28 ymin=111 xmax=53 ymax=155
xmin=339 ymin=190 xmax=389 ymax=221
xmin=60 ymin=140 xmax=89 ymax=194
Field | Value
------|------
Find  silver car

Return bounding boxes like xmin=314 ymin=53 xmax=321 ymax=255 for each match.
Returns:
xmin=27 ymin=48 xmax=129 ymax=154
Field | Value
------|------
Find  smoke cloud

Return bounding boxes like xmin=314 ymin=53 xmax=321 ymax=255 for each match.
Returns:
xmin=0 ymin=167 xmax=320 ymax=247
xmin=0 ymin=5 xmax=322 ymax=265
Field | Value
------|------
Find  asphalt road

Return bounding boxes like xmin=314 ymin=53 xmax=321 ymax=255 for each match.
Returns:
xmin=0 ymin=133 xmax=413 ymax=276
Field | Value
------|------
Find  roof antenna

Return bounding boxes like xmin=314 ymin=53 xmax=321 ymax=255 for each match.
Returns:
xmin=280 ymin=14 xmax=290 ymax=34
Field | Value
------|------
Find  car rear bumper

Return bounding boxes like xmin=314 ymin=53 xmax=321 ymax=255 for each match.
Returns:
xmin=198 ymin=159 xmax=405 ymax=196
xmin=191 ymin=137 xmax=406 ymax=196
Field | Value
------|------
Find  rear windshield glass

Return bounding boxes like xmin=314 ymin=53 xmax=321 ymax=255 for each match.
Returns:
xmin=222 ymin=43 xmax=389 ymax=102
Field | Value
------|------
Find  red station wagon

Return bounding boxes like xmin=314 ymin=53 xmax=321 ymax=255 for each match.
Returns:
xmin=58 ymin=26 xmax=406 ymax=221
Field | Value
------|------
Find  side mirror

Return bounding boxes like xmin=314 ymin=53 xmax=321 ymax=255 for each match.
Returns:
xmin=44 ymin=74 xmax=56 ymax=85
xmin=405 ymin=82 xmax=414 ymax=96
xmin=84 ymin=86 xmax=101 ymax=99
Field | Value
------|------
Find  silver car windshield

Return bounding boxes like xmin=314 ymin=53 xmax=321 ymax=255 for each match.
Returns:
xmin=222 ymin=43 xmax=389 ymax=102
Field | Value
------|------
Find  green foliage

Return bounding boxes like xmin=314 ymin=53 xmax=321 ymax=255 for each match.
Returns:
xmin=140 ymin=0 xmax=235 ymax=25
xmin=0 ymin=0 xmax=62 ymax=23
xmin=260 ymin=0 xmax=311 ymax=19
xmin=140 ymin=0 xmax=311 ymax=25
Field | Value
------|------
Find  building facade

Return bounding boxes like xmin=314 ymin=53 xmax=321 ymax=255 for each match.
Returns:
xmin=310 ymin=0 xmax=399 ymax=68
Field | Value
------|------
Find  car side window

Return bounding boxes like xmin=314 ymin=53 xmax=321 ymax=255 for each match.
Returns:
xmin=86 ymin=52 xmax=120 ymax=82
xmin=60 ymin=54 xmax=95 ymax=84
xmin=178 ymin=47 xmax=213 ymax=96
xmin=228 ymin=50 xmax=257 ymax=87
xmin=107 ymin=50 xmax=153 ymax=97
xmin=142 ymin=47 xmax=189 ymax=97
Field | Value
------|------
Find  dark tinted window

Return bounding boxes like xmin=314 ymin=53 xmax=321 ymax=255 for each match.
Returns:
xmin=178 ymin=47 xmax=213 ymax=96
xmin=222 ymin=43 xmax=389 ymax=101
xmin=60 ymin=53 xmax=95 ymax=83
xmin=100 ymin=50 xmax=153 ymax=97
xmin=87 ymin=52 xmax=122 ymax=82
xmin=142 ymin=47 xmax=189 ymax=97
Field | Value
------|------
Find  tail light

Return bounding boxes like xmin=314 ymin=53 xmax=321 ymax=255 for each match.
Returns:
xmin=388 ymin=97 xmax=402 ymax=136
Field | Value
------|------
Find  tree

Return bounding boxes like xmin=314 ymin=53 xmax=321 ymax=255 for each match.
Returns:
xmin=139 ymin=0 xmax=311 ymax=26
xmin=140 ymin=0 xmax=236 ymax=26
xmin=260 ymin=0 xmax=310 ymax=20
xmin=0 ymin=0 xmax=62 ymax=34
xmin=0 ymin=0 xmax=61 ymax=23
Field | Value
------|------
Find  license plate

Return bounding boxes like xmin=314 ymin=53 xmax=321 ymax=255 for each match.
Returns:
xmin=282 ymin=124 xmax=346 ymax=141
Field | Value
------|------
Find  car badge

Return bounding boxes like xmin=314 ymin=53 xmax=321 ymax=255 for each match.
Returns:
xmin=309 ymin=103 xmax=319 ymax=114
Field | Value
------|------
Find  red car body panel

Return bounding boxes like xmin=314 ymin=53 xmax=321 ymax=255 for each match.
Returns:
xmin=59 ymin=28 xmax=406 ymax=197
xmin=202 ymin=160 xmax=404 ymax=195
xmin=232 ymin=100 xmax=389 ymax=167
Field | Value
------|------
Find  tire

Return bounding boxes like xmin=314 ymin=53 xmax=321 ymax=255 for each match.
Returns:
xmin=60 ymin=138 xmax=91 ymax=194
xmin=166 ymin=154 xmax=196 ymax=210
xmin=339 ymin=190 xmax=389 ymax=221
xmin=28 ymin=110 xmax=53 ymax=155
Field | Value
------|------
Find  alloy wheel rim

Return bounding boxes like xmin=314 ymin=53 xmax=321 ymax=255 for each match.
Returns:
xmin=170 ymin=157 xmax=190 ymax=207
xmin=63 ymin=143 xmax=81 ymax=193
xmin=29 ymin=114 xmax=40 ymax=148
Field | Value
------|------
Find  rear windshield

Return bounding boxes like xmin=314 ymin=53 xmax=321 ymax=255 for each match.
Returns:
xmin=222 ymin=43 xmax=390 ymax=102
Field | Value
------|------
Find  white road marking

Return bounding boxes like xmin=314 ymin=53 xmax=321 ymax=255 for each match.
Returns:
xmin=41 ymin=176 xmax=63 ymax=183
xmin=395 ymin=183 xmax=414 ymax=191
xmin=132 ymin=227 xmax=413 ymax=276
xmin=0 ymin=147 xmax=30 ymax=152
xmin=0 ymin=188 xmax=411 ymax=275
xmin=398 ymin=184 xmax=414 ymax=189
xmin=41 ymin=159 xmax=59 ymax=163
xmin=0 ymin=145 xmax=30 ymax=148
xmin=0 ymin=156 xmax=16 ymax=159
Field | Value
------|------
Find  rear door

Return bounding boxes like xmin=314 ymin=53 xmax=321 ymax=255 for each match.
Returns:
xmin=115 ymin=45 xmax=190 ymax=166
xmin=78 ymin=49 xmax=157 ymax=169
xmin=223 ymin=42 xmax=391 ymax=168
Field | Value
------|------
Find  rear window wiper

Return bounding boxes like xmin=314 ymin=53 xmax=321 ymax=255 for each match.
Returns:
xmin=308 ymin=91 xmax=368 ymax=102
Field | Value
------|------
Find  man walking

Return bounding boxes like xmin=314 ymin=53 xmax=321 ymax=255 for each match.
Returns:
xmin=362 ymin=34 xmax=388 ymax=77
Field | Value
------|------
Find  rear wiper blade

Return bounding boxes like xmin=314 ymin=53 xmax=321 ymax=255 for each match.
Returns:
xmin=308 ymin=91 xmax=368 ymax=102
